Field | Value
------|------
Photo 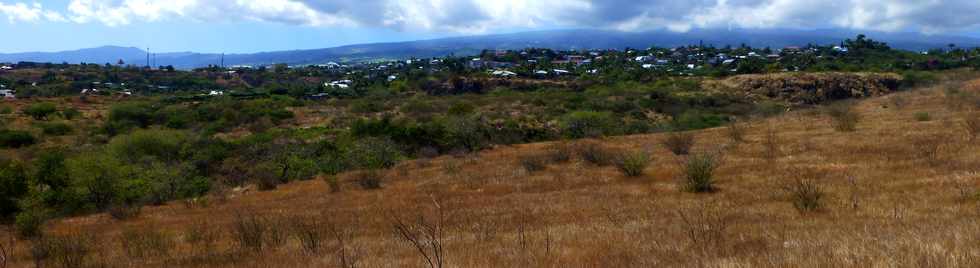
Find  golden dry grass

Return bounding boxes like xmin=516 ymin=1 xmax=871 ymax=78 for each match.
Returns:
xmin=5 ymin=76 xmax=980 ymax=267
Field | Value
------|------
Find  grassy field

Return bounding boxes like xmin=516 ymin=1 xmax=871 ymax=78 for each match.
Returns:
xmin=3 ymin=74 xmax=980 ymax=267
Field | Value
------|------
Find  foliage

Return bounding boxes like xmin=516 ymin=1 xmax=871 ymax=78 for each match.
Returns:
xmin=0 ymin=129 xmax=35 ymax=148
xmin=662 ymin=131 xmax=695 ymax=155
xmin=682 ymin=153 xmax=721 ymax=193
xmin=826 ymin=101 xmax=860 ymax=132
xmin=39 ymin=122 xmax=73 ymax=136
xmin=23 ymin=102 xmax=57 ymax=120
xmin=0 ymin=159 xmax=28 ymax=218
xmin=560 ymin=111 xmax=616 ymax=139
xmin=615 ymin=151 xmax=650 ymax=177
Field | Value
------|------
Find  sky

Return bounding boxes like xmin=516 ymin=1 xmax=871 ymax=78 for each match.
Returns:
xmin=1 ymin=0 xmax=980 ymax=53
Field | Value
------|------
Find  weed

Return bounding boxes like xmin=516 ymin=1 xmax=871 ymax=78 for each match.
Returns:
xmin=785 ymin=178 xmax=825 ymax=213
xmin=518 ymin=153 xmax=551 ymax=173
xmin=615 ymin=151 xmax=650 ymax=177
xmin=663 ymin=131 xmax=696 ymax=155
xmin=826 ymin=101 xmax=860 ymax=132
xmin=576 ymin=141 xmax=616 ymax=166
xmin=682 ymin=153 xmax=722 ymax=193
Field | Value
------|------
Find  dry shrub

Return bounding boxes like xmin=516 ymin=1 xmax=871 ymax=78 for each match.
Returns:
xmin=121 ymin=228 xmax=174 ymax=259
xmin=784 ymin=179 xmax=825 ymax=213
xmin=544 ymin=142 xmax=574 ymax=163
xmin=910 ymin=133 xmax=953 ymax=166
xmin=293 ymin=217 xmax=326 ymax=254
xmin=231 ymin=212 xmax=267 ymax=251
xmin=662 ymin=131 xmax=695 ymax=155
xmin=324 ymin=176 xmax=341 ymax=193
xmin=576 ymin=141 xmax=616 ymax=166
xmin=390 ymin=200 xmax=447 ymax=268
xmin=615 ymin=150 xmax=650 ymax=177
xmin=681 ymin=153 xmax=722 ymax=193
xmin=964 ymin=114 xmax=979 ymax=142
xmin=326 ymin=215 xmax=363 ymax=268
xmin=518 ymin=153 xmax=551 ymax=173
xmin=0 ymin=236 xmax=7 ymax=268
xmin=763 ymin=125 xmax=780 ymax=160
xmin=31 ymin=232 xmax=92 ymax=268
xmin=677 ymin=201 xmax=735 ymax=252
xmin=356 ymin=169 xmax=383 ymax=190
xmin=725 ymin=119 xmax=748 ymax=144
xmin=890 ymin=94 xmax=908 ymax=110
xmin=108 ymin=203 xmax=141 ymax=220
xmin=266 ymin=215 xmax=290 ymax=249
xmin=826 ymin=101 xmax=860 ymax=132
xmin=184 ymin=221 xmax=220 ymax=256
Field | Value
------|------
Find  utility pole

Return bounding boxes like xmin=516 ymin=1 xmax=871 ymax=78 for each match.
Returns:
xmin=146 ymin=48 xmax=150 ymax=68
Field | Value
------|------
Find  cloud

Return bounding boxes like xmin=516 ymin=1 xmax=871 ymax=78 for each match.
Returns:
xmin=1 ymin=0 xmax=979 ymax=34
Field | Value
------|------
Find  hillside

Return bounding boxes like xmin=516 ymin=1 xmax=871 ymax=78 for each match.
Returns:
xmin=2 ymin=72 xmax=979 ymax=267
xmin=1 ymin=29 xmax=978 ymax=68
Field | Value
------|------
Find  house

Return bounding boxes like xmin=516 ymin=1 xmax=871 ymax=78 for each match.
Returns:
xmin=81 ymin=88 xmax=99 ymax=95
xmin=534 ymin=70 xmax=549 ymax=76
xmin=634 ymin=56 xmax=654 ymax=63
xmin=209 ymin=90 xmax=224 ymax=96
xmin=326 ymin=80 xmax=352 ymax=89
xmin=387 ymin=75 xmax=398 ymax=82
xmin=552 ymin=69 xmax=571 ymax=75
xmin=0 ymin=89 xmax=15 ymax=99
xmin=833 ymin=46 xmax=849 ymax=53
xmin=642 ymin=64 xmax=656 ymax=69
xmin=722 ymin=59 xmax=736 ymax=65
xmin=491 ymin=70 xmax=517 ymax=77
xmin=0 ymin=66 xmax=12 ymax=70
xmin=468 ymin=58 xmax=484 ymax=69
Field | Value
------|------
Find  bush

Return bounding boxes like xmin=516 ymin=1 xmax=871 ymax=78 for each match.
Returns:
xmin=0 ymin=129 xmax=36 ymax=148
xmin=0 ymin=105 xmax=12 ymax=114
xmin=826 ymin=102 xmax=860 ymax=132
xmin=108 ymin=203 xmax=142 ymax=220
xmin=15 ymin=207 xmax=48 ymax=238
xmin=325 ymin=176 xmax=341 ymax=193
xmin=61 ymin=107 xmax=82 ymax=120
xmin=785 ymin=179 xmax=824 ymax=213
xmin=231 ymin=212 xmax=268 ymax=251
xmin=23 ymin=102 xmax=57 ymax=120
xmin=913 ymin=112 xmax=931 ymax=122
xmin=682 ymin=153 xmax=721 ymax=193
xmin=560 ymin=111 xmax=615 ymax=139
xmin=725 ymin=119 xmax=748 ymax=143
xmin=108 ymin=129 xmax=188 ymax=163
xmin=0 ymin=160 xmax=28 ymax=218
xmin=615 ymin=151 xmax=650 ymax=177
xmin=518 ymin=153 xmax=550 ymax=172
xmin=356 ymin=170 xmax=383 ymax=190
xmin=39 ymin=122 xmax=73 ymax=136
xmin=545 ymin=142 xmax=574 ymax=163
xmin=349 ymin=137 xmax=403 ymax=170
xmin=963 ymin=114 xmax=979 ymax=141
xmin=107 ymin=102 xmax=156 ymax=133
xmin=121 ymin=229 xmax=174 ymax=259
xmin=576 ymin=141 xmax=616 ymax=166
xmin=30 ymin=232 xmax=92 ymax=268
xmin=662 ymin=131 xmax=695 ymax=155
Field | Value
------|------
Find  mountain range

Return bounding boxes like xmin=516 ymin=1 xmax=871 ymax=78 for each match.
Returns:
xmin=1 ymin=28 xmax=978 ymax=69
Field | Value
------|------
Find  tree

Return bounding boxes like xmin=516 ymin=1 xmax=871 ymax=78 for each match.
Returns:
xmin=0 ymin=159 xmax=28 ymax=218
xmin=23 ymin=102 xmax=58 ymax=120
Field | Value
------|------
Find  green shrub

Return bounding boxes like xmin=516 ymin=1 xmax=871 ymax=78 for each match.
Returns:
xmin=15 ymin=206 xmax=48 ymax=238
xmin=231 ymin=212 xmax=267 ymax=251
xmin=673 ymin=109 xmax=725 ymax=130
xmin=349 ymin=137 xmax=403 ymax=170
xmin=615 ymin=151 xmax=650 ymax=177
xmin=0 ymin=129 xmax=36 ymax=148
xmin=61 ymin=107 xmax=82 ymax=120
xmin=0 ymin=160 xmax=28 ymax=218
xmin=662 ymin=131 xmax=695 ymax=155
xmin=913 ymin=112 xmax=931 ymax=122
xmin=560 ymin=111 xmax=615 ymax=139
xmin=0 ymin=105 xmax=12 ymax=114
xmin=108 ymin=129 xmax=188 ymax=163
xmin=682 ymin=153 xmax=721 ymax=193
xmin=39 ymin=122 xmax=73 ymax=136
xmin=23 ymin=102 xmax=57 ymax=120
xmin=107 ymin=102 xmax=156 ymax=133
xmin=448 ymin=102 xmax=476 ymax=116
xmin=324 ymin=176 xmax=341 ymax=193
xmin=826 ymin=102 xmax=860 ymax=132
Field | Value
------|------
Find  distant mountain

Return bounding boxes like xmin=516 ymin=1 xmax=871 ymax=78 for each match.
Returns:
xmin=1 ymin=29 xmax=978 ymax=69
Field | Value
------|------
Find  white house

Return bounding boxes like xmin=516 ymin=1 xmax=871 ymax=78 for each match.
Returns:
xmin=0 ymin=89 xmax=15 ymax=99
xmin=326 ymin=80 xmax=352 ymax=89
xmin=491 ymin=70 xmax=517 ymax=77
xmin=209 ymin=90 xmax=224 ymax=96
xmin=552 ymin=69 xmax=571 ymax=75
xmin=0 ymin=66 xmax=12 ymax=70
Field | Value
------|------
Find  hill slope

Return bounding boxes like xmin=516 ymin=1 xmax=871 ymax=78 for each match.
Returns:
xmin=6 ymin=72 xmax=980 ymax=267
xmin=1 ymin=29 xmax=978 ymax=68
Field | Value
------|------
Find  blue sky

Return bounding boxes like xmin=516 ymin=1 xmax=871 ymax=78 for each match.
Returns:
xmin=2 ymin=0 xmax=979 ymax=53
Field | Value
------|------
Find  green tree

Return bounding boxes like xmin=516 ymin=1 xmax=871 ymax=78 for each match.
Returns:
xmin=23 ymin=102 xmax=58 ymax=120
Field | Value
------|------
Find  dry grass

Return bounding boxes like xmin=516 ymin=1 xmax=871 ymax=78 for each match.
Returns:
xmin=4 ymin=74 xmax=980 ymax=267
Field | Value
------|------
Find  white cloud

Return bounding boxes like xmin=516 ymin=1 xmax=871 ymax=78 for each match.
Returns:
xmin=0 ymin=2 xmax=44 ymax=23
xmin=0 ymin=0 xmax=978 ymax=35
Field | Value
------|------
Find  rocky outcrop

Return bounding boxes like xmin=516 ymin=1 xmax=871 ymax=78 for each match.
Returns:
xmin=711 ymin=72 xmax=903 ymax=105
